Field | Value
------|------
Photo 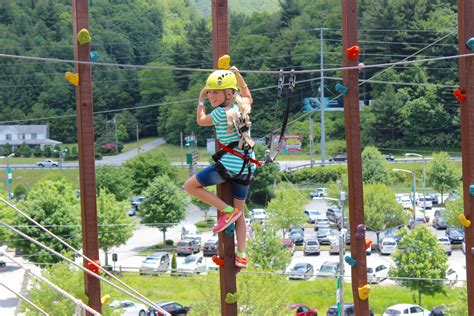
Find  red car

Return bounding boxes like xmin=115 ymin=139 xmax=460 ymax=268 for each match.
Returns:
xmin=290 ymin=304 xmax=318 ymax=316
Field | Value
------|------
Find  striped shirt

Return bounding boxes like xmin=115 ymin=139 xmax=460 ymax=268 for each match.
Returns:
xmin=210 ymin=104 xmax=256 ymax=174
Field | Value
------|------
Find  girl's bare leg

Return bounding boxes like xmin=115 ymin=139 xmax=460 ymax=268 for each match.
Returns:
xmin=233 ymin=198 xmax=247 ymax=254
xmin=183 ymin=175 xmax=228 ymax=211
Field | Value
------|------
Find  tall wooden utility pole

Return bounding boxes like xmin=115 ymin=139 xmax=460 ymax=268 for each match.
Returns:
xmin=457 ymin=0 xmax=474 ymax=314
xmin=72 ymin=1 xmax=101 ymax=313
xmin=342 ymin=1 xmax=369 ymax=315
xmin=211 ymin=1 xmax=237 ymax=315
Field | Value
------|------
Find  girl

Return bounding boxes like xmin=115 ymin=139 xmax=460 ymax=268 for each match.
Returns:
xmin=184 ymin=66 xmax=255 ymax=269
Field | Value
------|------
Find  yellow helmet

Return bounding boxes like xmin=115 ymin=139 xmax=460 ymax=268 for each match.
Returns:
xmin=205 ymin=70 xmax=238 ymax=90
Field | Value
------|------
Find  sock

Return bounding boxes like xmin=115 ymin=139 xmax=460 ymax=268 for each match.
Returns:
xmin=222 ymin=205 xmax=234 ymax=213
xmin=236 ymin=251 xmax=246 ymax=258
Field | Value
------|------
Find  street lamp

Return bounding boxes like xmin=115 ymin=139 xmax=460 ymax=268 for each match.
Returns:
xmin=393 ymin=168 xmax=417 ymax=227
xmin=0 ymin=153 xmax=15 ymax=199
xmin=405 ymin=153 xmax=425 ymax=217
xmin=53 ymin=149 xmax=68 ymax=169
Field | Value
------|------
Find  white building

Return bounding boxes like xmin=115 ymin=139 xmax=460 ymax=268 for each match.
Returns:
xmin=0 ymin=125 xmax=62 ymax=150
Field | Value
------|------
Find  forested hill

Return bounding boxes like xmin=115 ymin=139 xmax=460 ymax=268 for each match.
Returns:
xmin=0 ymin=0 xmax=461 ymax=152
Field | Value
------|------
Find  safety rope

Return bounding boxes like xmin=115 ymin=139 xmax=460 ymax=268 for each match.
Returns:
xmin=0 ymin=282 xmax=49 ymax=316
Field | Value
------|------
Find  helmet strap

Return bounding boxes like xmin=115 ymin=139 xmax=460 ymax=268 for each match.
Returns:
xmin=218 ymin=90 xmax=236 ymax=108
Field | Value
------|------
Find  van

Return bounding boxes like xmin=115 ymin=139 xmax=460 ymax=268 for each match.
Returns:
xmin=181 ymin=225 xmax=199 ymax=240
xmin=139 ymin=252 xmax=170 ymax=275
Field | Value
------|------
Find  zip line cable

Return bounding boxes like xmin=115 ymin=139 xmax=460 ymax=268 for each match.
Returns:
xmin=1 ymin=251 xmax=100 ymax=316
xmin=0 ymin=282 xmax=49 ymax=316
xmin=0 ymin=199 xmax=171 ymax=316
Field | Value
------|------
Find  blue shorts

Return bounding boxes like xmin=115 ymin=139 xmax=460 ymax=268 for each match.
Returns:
xmin=195 ymin=163 xmax=253 ymax=200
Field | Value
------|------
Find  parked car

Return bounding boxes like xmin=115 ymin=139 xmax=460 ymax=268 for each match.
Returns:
xmin=437 ymin=236 xmax=452 ymax=255
xmin=385 ymin=154 xmax=395 ymax=161
xmin=176 ymin=238 xmax=200 ymax=256
xmin=181 ymin=225 xmax=199 ymax=240
xmin=379 ymin=237 xmax=397 ymax=255
xmin=316 ymin=261 xmax=339 ymax=279
xmin=290 ymin=304 xmax=318 ymax=316
xmin=399 ymin=197 xmax=413 ymax=209
xmin=329 ymin=239 xmax=343 ymax=255
xmin=329 ymin=153 xmax=347 ymax=162
xmin=147 ymin=301 xmax=191 ymax=316
xmin=251 ymin=208 xmax=267 ymax=223
xmin=326 ymin=208 xmax=342 ymax=224
xmin=177 ymin=255 xmax=207 ymax=275
xmin=35 ymin=159 xmax=59 ymax=168
xmin=0 ymin=260 xmax=5 ymax=268
xmin=447 ymin=189 xmax=460 ymax=202
xmin=408 ymin=216 xmax=426 ymax=229
xmin=367 ymin=263 xmax=389 ymax=284
xmin=128 ymin=196 xmax=145 ymax=216
xmin=203 ymin=238 xmax=218 ymax=257
xmin=432 ymin=215 xmax=448 ymax=230
xmin=304 ymin=209 xmax=325 ymax=224
xmin=109 ymin=300 xmax=147 ymax=315
xmin=281 ymin=239 xmax=296 ymax=254
xmin=304 ymin=238 xmax=320 ymax=256
xmin=427 ymin=192 xmax=439 ymax=205
xmin=383 ymin=304 xmax=430 ymax=316
xmin=317 ymin=228 xmax=333 ymax=245
xmin=326 ymin=303 xmax=374 ymax=316
xmin=462 ymin=241 xmax=466 ymax=254
xmin=446 ymin=227 xmax=464 ymax=244
xmin=416 ymin=197 xmax=433 ymax=209
xmin=139 ymin=252 xmax=170 ymax=275
xmin=289 ymin=229 xmax=305 ymax=246
xmin=446 ymin=267 xmax=458 ymax=286
xmin=430 ymin=305 xmax=445 ymax=316
xmin=289 ymin=263 xmax=314 ymax=280
xmin=310 ymin=188 xmax=327 ymax=198
xmin=316 ymin=219 xmax=331 ymax=230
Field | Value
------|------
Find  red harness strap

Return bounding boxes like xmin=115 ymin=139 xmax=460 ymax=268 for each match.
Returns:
xmin=217 ymin=141 xmax=264 ymax=167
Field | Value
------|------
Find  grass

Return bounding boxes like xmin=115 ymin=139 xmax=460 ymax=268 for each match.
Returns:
xmin=150 ymin=144 xmax=210 ymax=163
xmin=0 ymin=169 xmax=80 ymax=191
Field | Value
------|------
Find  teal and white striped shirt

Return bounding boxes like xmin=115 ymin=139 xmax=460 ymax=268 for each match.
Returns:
xmin=210 ymin=104 xmax=256 ymax=175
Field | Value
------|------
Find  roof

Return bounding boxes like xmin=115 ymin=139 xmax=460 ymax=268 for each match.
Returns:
xmin=0 ymin=125 xmax=47 ymax=133
xmin=0 ymin=139 xmax=61 ymax=145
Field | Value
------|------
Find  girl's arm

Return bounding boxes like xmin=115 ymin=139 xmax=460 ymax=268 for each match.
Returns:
xmin=196 ymin=88 xmax=213 ymax=126
xmin=231 ymin=66 xmax=253 ymax=105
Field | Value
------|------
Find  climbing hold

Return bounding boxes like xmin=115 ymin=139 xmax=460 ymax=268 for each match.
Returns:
xmin=335 ymin=83 xmax=349 ymax=96
xmin=346 ymin=46 xmax=360 ymax=61
xmin=466 ymin=38 xmax=474 ymax=51
xmin=365 ymin=238 xmax=373 ymax=250
xmin=90 ymin=51 xmax=99 ymax=62
xmin=358 ymin=62 xmax=365 ymax=71
xmin=86 ymin=259 xmax=101 ymax=275
xmin=77 ymin=28 xmax=91 ymax=45
xmin=225 ymin=292 xmax=239 ymax=304
xmin=101 ymin=294 xmax=111 ymax=305
xmin=224 ymin=223 xmax=235 ymax=237
xmin=358 ymin=284 xmax=371 ymax=300
xmin=212 ymin=255 xmax=224 ymax=267
xmin=470 ymin=185 xmax=474 ymax=197
xmin=218 ymin=54 xmax=231 ymax=70
xmin=471 ymin=247 xmax=474 ymax=256
xmin=65 ymin=72 xmax=79 ymax=86
xmin=458 ymin=214 xmax=471 ymax=228
xmin=355 ymin=224 xmax=366 ymax=240
xmin=454 ymin=89 xmax=467 ymax=103
xmin=344 ymin=256 xmax=357 ymax=266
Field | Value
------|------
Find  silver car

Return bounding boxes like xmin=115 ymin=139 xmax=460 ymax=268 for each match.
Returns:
xmin=139 ymin=252 xmax=170 ymax=275
xmin=303 ymin=238 xmax=320 ymax=255
xmin=176 ymin=238 xmax=201 ymax=256
xmin=316 ymin=261 xmax=340 ymax=279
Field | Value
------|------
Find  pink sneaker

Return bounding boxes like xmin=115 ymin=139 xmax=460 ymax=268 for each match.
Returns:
xmin=235 ymin=254 xmax=248 ymax=269
xmin=213 ymin=208 xmax=242 ymax=233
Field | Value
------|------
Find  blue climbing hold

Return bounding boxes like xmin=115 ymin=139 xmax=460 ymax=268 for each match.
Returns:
xmin=466 ymin=38 xmax=474 ymax=51
xmin=224 ymin=223 xmax=235 ymax=237
xmin=90 ymin=51 xmax=99 ymax=62
xmin=336 ymin=83 xmax=349 ymax=96
xmin=344 ymin=256 xmax=357 ymax=266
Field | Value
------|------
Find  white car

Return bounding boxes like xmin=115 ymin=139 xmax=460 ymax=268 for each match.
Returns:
xmin=310 ymin=188 xmax=327 ymax=198
xmin=383 ymin=304 xmax=430 ymax=316
xmin=177 ymin=255 xmax=207 ymax=275
xmin=367 ymin=263 xmax=389 ymax=284
xmin=437 ymin=236 xmax=452 ymax=255
xmin=399 ymin=197 xmax=412 ymax=209
xmin=379 ymin=238 xmax=397 ymax=255
xmin=109 ymin=300 xmax=147 ymax=315
xmin=416 ymin=197 xmax=433 ymax=209
xmin=251 ymin=208 xmax=267 ymax=223
xmin=304 ymin=209 xmax=325 ymax=224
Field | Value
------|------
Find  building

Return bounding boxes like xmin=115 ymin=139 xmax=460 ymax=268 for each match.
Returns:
xmin=0 ymin=125 xmax=62 ymax=150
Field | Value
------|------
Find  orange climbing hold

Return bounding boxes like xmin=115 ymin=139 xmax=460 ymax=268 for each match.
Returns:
xmin=212 ymin=255 xmax=224 ymax=267
xmin=86 ymin=259 xmax=101 ymax=275
xmin=454 ymin=89 xmax=467 ymax=103
xmin=346 ymin=46 xmax=360 ymax=60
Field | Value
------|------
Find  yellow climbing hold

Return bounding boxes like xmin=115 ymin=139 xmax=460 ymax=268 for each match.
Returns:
xmin=218 ymin=54 xmax=231 ymax=70
xmin=225 ymin=292 xmax=239 ymax=304
xmin=358 ymin=284 xmax=371 ymax=300
xmin=101 ymin=294 xmax=111 ymax=305
xmin=77 ymin=28 xmax=91 ymax=45
xmin=459 ymin=214 xmax=471 ymax=228
xmin=65 ymin=72 xmax=79 ymax=86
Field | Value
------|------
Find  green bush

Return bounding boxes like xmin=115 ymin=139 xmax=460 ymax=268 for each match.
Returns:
xmin=32 ymin=145 xmax=42 ymax=157
xmin=285 ymin=166 xmax=346 ymax=184
xmin=165 ymin=239 xmax=174 ymax=246
xmin=205 ymin=218 xmax=215 ymax=225
xmin=195 ymin=221 xmax=210 ymax=228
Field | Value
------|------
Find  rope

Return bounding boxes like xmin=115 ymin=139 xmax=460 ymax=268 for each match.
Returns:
xmin=0 ymin=282 xmax=49 ymax=316
xmin=0 ymin=217 xmax=170 ymax=316
xmin=1 ymin=252 xmax=100 ymax=315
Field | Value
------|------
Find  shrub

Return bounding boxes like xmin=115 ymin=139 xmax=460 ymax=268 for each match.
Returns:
xmin=32 ymin=145 xmax=42 ymax=157
xmin=285 ymin=166 xmax=346 ymax=184
xmin=165 ymin=239 xmax=174 ymax=246
xmin=19 ymin=142 xmax=31 ymax=157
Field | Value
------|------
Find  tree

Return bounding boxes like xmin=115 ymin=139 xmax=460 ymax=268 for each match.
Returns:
xmin=246 ymin=223 xmax=291 ymax=271
xmin=11 ymin=178 xmax=81 ymax=264
xmin=171 ymin=251 xmax=177 ymax=275
xmin=191 ymin=186 xmax=215 ymax=220
xmin=390 ymin=226 xmax=448 ymax=305
xmin=124 ymin=151 xmax=177 ymax=194
xmin=140 ymin=175 xmax=188 ymax=242
xmin=362 ymin=146 xmax=389 ymax=184
xmin=426 ymin=152 xmax=459 ymax=204
xmin=43 ymin=145 xmax=52 ymax=158
xmin=97 ymin=189 xmax=135 ymax=266
xmin=1 ymin=143 xmax=12 ymax=156
xmin=266 ymin=183 xmax=307 ymax=237
xmin=248 ymin=153 xmax=281 ymax=205
xmin=96 ymin=165 xmax=133 ymax=201
xmin=52 ymin=144 xmax=61 ymax=158
xmin=19 ymin=142 xmax=31 ymax=157
xmin=13 ymin=184 xmax=28 ymax=200
xmin=32 ymin=145 xmax=42 ymax=157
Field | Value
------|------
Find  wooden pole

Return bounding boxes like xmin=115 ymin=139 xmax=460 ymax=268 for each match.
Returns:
xmin=72 ymin=1 xmax=101 ymax=314
xmin=341 ymin=1 xmax=369 ymax=315
xmin=457 ymin=1 xmax=474 ymax=314
xmin=211 ymin=1 xmax=237 ymax=316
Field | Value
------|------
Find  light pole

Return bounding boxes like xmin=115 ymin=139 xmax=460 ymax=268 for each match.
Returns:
xmin=0 ymin=153 xmax=14 ymax=199
xmin=405 ymin=153 xmax=425 ymax=218
xmin=393 ymin=168 xmax=417 ymax=227
xmin=53 ymin=149 xmax=68 ymax=170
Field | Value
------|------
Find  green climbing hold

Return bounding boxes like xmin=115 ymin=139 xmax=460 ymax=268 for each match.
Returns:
xmin=225 ymin=292 xmax=239 ymax=304
xmin=77 ymin=28 xmax=91 ymax=45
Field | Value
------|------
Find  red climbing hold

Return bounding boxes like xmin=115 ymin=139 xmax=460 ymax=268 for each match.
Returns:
xmin=454 ymin=89 xmax=467 ymax=103
xmin=212 ymin=255 xmax=224 ymax=267
xmin=86 ymin=259 xmax=101 ymax=275
xmin=346 ymin=46 xmax=360 ymax=60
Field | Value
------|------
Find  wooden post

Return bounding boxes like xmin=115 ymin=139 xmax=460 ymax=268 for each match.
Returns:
xmin=211 ymin=1 xmax=237 ymax=316
xmin=341 ymin=0 xmax=369 ymax=315
xmin=72 ymin=1 xmax=101 ymax=314
xmin=457 ymin=0 xmax=474 ymax=314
